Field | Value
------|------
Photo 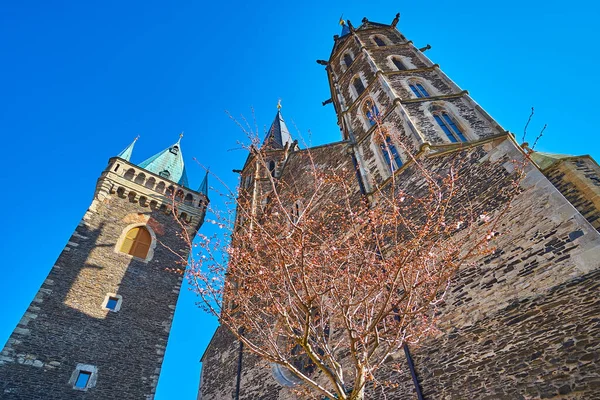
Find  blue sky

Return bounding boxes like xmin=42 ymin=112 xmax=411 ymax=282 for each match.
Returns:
xmin=0 ymin=0 xmax=598 ymax=398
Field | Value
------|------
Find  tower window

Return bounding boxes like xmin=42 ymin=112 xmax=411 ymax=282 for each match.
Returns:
xmin=119 ymin=226 xmax=152 ymax=259
xmin=75 ymin=371 xmax=91 ymax=389
xmin=343 ymin=53 xmax=353 ymax=68
xmin=352 ymin=77 xmax=365 ymax=97
xmin=170 ymin=146 xmax=179 ymax=155
xmin=434 ymin=113 xmax=467 ymax=143
xmin=380 ymin=136 xmax=403 ymax=172
xmin=102 ymin=293 xmax=123 ymax=312
xmin=159 ymin=170 xmax=171 ymax=179
xmin=409 ymin=83 xmax=430 ymax=98
xmin=363 ymin=99 xmax=380 ymax=126
xmin=269 ymin=160 xmax=276 ymax=177
xmin=373 ymin=36 xmax=386 ymax=46
xmin=70 ymin=364 xmax=97 ymax=391
xmin=391 ymin=57 xmax=406 ymax=71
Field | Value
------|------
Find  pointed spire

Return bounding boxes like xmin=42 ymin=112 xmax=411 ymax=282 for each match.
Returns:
xmin=262 ymin=101 xmax=294 ymax=150
xmin=138 ymin=134 xmax=189 ymax=187
xmin=340 ymin=15 xmax=350 ymax=36
xmin=198 ymin=170 xmax=209 ymax=196
xmin=117 ymin=136 xmax=138 ymax=161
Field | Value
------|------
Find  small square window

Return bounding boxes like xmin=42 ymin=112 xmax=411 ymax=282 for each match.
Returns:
xmin=74 ymin=371 xmax=91 ymax=389
xmin=102 ymin=293 xmax=123 ymax=312
xmin=106 ymin=297 xmax=119 ymax=311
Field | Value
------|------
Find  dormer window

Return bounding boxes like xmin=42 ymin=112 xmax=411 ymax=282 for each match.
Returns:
xmin=159 ymin=170 xmax=171 ymax=179
xmin=170 ymin=146 xmax=179 ymax=155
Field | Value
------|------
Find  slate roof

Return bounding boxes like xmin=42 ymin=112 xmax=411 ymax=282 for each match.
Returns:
xmin=262 ymin=110 xmax=294 ymax=150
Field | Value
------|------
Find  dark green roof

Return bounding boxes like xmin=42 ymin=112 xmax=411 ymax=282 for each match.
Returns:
xmin=262 ymin=110 xmax=293 ymax=150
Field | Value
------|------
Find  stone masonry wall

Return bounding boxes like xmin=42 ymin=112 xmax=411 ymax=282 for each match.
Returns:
xmin=0 ymin=172 xmax=197 ymax=399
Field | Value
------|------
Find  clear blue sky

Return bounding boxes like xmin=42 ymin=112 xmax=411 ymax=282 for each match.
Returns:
xmin=0 ymin=0 xmax=598 ymax=398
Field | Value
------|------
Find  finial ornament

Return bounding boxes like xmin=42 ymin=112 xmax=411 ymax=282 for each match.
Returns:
xmin=177 ymin=131 xmax=184 ymax=144
xmin=277 ymin=99 xmax=282 ymax=110
xmin=339 ymin=14 xmax=345 ymax=26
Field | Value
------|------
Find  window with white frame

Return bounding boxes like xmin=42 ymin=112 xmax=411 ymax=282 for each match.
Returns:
xmin=391 ymin=56 xmax=406 ymax=71
xmin=351 ymin=76 xmax=366 ymax=99
xmin=102 ymin=293 xmax=123 ymax=312
xmin=69 ymin=364 xmax=98 ymax=391
xmin=408 ymin=81 xmax=430 ymax=98
xmin=363 ymin=98 xmax=380 ymax=126
xmin=433 ymin=112 xmax=467 ymax=143
xmin=380 ymin=136 xmax=403 ymax=172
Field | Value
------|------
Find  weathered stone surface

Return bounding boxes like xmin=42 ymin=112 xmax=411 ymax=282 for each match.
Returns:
xmin=0 ymin=158 xmax=206 ymax=399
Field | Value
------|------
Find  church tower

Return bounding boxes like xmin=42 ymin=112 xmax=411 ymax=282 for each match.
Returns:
xmin=0 ymin=137 xmax=208 ymax=399
xmin=199 ymin=13 xmax=600 ymax=400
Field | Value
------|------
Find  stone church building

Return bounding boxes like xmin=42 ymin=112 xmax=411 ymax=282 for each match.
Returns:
xmin=1 ymin=12 xmax=599 ymax=400
xmin=198 ymin=14 xmax=600 ymax=400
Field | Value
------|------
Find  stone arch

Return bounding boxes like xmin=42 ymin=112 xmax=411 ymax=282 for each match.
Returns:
xmin=134 ymin=173 xmax=146 ymax=185
xmin=145 ymin=177 xmax=156 ymax=190
xmin=114 ymin=223 xmax=157 ymax=263
xmin=124 ymin=168 xmax=135 ymax=181
xmin=184 ymin=193 xmax=194 ymax=205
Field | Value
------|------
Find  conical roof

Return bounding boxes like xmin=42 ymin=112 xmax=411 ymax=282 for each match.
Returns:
xmin=138 ymin=135 xmax=189 ymax=187
xmin=262 ymin=110 xmax=294 ymax=150
xmin=117 ymin=137 xmax=138 ymax=161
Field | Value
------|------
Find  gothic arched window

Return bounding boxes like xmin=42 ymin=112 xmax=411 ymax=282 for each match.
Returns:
xmin=391 ymin=57 xmax=406 ymax=71
xmin=343 ymin=53 xmax=353 ymax=68
xmin=409 ymin=82 xmax=430 ymax=98
xmin=373 ymin=36 xmax=386 ymax=46
xmin=434 ymin=113 xmax=467 ymax=143
xmin=269 ymin=160 xmax=276 ymax=177
xmin=363 ymin=99 xmax=380 ymax=126
xmin=380 ymin=136 xmax=403 ymax=172
xmin=119 ymin=226 xmax=152 ymax=259
xmin=352 ymin=77 xmax=365 ymax=97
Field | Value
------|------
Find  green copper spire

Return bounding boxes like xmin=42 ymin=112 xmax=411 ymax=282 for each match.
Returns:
xmin=198 ymin=170 xmax=209 ymax=196
xmin=138 ymin=133 xmax=190 ymax=188
xmin=117 ymin=136 xmax=138 ymax=161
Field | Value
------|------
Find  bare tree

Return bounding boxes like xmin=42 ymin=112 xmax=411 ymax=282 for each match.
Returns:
xmin=176 ymin=118 xmax=525 ymax=400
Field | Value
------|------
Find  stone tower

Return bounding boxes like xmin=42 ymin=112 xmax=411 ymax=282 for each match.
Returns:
xmin=199 ymin=13 xmax=600 ymax=399
xmin=0 ymin=137 xmax=208 ymax=399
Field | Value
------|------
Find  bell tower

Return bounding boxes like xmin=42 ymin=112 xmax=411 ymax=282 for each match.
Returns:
xmin=0 ymin=136 xmax=208 ymax=399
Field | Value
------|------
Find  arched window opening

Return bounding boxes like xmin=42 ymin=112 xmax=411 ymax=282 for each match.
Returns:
xmin=269 ymin=160 xmax=276 ymax=177
xmin=363 ymin=99 xmax=380 ymax=126
xmin=117 ymin=187 xmax=126 ymax=198
xmin=149 ymin=200 xmax=158 ymax=210
xmin=156 ymin=182 xmax=165 ymax=193
xmin=170 ymin=146 xmax=179 ymax=155
xmin=159 ymin=170 xmax=171 ymax=179
xmin=124 ymin=169 xmax=135 ymax=181
xmin=166 ymin=185 xmax=175 ymax=197
xmin=114 ymin=164 xmax=120 ymax=172
xmin=175 ymin=189 xmax=185 ymax=201
xmin=134 ymin=173 xmax=146 ymax=185
xmin=184 ymin=193 xmax=194 ymax=205
xmin=180 ymin=212 xmax=189 ymax=223
xmin=352 ymin=77 xmax=365 ymax=97
xmin=373 ymin=36 xmax=386 ymax=46
xmin=391 ymin=57 xmax=406 ymax=71
xmin=119 ymin=226 xmax=152 ymax=259
xmin=380 ymin=136 xmax=403 ymax=172
xmin=434 ymin=113 xmax=467 ymax=143
xmin=139 ymin=196 xmax=147 ymax=207
xmin=145 ymin=177 xmax=156 ymax=190
xmin=409 ymin=82 xmax=430 ymax=98
xmin=343 ymin=53 xmax=353 ymax=68
xmin=128 ymin=191 xmax=137 ymax=203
